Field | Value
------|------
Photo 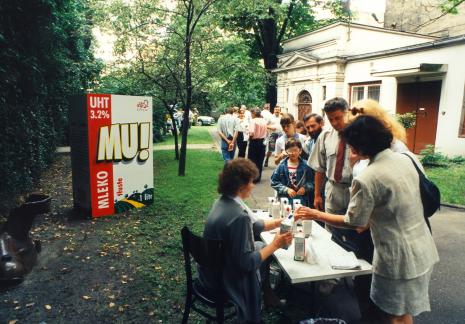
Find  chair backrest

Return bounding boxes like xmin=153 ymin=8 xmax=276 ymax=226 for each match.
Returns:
xmin=181 ymin=226 xmax=224 ymax=291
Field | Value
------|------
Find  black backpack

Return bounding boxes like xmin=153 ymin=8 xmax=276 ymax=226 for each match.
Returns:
xmin=403 ymin=153 xmax=440 ymax=231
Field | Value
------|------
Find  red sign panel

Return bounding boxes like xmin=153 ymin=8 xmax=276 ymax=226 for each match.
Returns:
xmin=87 ymin=94 xmax=115 ymax=217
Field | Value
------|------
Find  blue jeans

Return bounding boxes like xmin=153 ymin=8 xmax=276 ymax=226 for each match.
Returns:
xmin=221 ymin=140 xmax=235 ymax=163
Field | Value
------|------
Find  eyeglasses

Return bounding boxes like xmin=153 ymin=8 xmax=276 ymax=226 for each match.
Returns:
xmin=350 ymin=107 xmax=364 ymax=116
xmin=285 ymin=148 xmax=301 ymax=155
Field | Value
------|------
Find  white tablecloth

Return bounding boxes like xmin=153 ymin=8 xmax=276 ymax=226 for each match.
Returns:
xmin=255 ymin=210 xmax=372 ymax=284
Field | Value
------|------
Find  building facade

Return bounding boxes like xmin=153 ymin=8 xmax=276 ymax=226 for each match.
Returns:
xmin=274 ymin=22 xmax=465 ymax=155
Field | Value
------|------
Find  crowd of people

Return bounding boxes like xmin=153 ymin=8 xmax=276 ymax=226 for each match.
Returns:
xmin=201 ymin=98 xmax=439 ymax=324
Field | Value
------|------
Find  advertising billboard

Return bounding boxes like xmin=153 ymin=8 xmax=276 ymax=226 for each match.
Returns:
xmin=70 ymin=94 xmax=153 ymax=217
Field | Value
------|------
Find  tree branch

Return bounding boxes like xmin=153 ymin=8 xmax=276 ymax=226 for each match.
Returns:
xmin=277 ymin=0 xmax=295 ymax=44
xmin=414 ymin=0 xmax=465 ymax=31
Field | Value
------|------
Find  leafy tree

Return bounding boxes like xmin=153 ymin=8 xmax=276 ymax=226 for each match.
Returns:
xmin=92 ymin=0 xmax=267 ymax=174
xmin=218 ymin=0 xmax=350 ymax=110
xmin=0 ymin=0 xmax=102 ymax=208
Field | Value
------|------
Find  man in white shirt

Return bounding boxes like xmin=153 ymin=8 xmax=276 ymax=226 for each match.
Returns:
xmin=261 ymin=102 xmax=272 ymax=122
xmin=217 ymin=107 xmax=239 ymax=163
xmin=241 ymin=104 xmax=252 ymax=123
xmin=264 ymin=106 xmax=283 ymax=167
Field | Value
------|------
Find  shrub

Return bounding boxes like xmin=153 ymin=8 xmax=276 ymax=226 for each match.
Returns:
xmin=0 ymin=0 xmax=102 ymax=211
xmin=396 ymin=112 xmax=416 ymax=129
xmin=420 ymin=145 xmax=449 ymax=167
xmin=450 ymin=155 xmax=465 ymax=164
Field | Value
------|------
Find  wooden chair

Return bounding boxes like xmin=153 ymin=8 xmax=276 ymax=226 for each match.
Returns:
xmin=181 ymin=226 xmax=236 ymax=323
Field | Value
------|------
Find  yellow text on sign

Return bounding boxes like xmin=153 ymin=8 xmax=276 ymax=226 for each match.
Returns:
xmin=97 ymin=123 xmax=151 ymax=162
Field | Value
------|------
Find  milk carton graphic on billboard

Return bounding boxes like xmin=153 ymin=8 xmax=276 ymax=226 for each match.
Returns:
xmin=70 ymin=94 xmax=153 ymax=218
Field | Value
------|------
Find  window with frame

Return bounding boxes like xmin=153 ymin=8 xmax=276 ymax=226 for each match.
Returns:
xmin=349 ymin=82 xmax=381 ymax=104
xmin=460 ymin=84 xmax=465 ymax=137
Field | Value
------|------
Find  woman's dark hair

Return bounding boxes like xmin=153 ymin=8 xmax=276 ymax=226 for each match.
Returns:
xmin=295 ymin=121 xmax=308 ymax=135
xmin=285 ymin=138 xmax=302 ymax=151
xmin=280 ymin=113 xmax=295 ymax=128
xmin=323 ymin=97 xmax=348 ymax=113
xmin=251 ymin=107 xmax=261 ymax=118
xmin=218 ymin=158 xmax=259 ymax=196
xmin=342 ymin=115 xmax=393 ymax=157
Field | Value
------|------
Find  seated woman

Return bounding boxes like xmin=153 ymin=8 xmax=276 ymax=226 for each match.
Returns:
xmin=270 ymin=138 xmax=314 ymax=207
xmin=295 ymin=115 xmax=439 ymax=324
xmin=198 ymin=158 xmax=293 ymax=324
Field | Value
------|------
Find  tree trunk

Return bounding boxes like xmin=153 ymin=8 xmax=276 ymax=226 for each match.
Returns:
xmin=178 ymin=4 xmax=193 ymax=176
xmin=260 ymin=17 xmax=279 ymax=111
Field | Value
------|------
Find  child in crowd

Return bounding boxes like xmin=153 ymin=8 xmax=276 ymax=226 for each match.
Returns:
xmin=274 ymin=113 xmax=308 ymax=165
xmin=295 ymin=120 xmax=308 ymax=138
xmin=271 ymin=139 xmax=314 ymax=207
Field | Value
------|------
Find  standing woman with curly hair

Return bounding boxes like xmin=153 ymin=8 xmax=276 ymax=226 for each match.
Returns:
xmin=348 ymin=99 xmax=422 ymax=177
xmin=296 ymin=116 xmax=439 ymax=324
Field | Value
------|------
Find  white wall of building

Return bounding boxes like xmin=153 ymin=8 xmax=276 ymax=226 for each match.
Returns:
xmin=344 ymin=44 xmax=465 ymax=155
xmin=282 ymin=23 xmax=435 ymax=57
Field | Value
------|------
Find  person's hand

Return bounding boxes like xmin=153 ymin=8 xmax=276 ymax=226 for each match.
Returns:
xmin=281 ymin=151 xmax=288 ymax=159
xmin=272 ymin=231 xmax=293 ymax=249
xmin=294 ymin=206 xmax=319 ymax=221
xmin=274 ymin=218 xmax=283 ymax=229
xmin=314 ymin=195 xmax=324 ymax=211
xmin=356 ymin=224 xmax=370 ymax=233
xmin=296 ymin=187 xmax=305 ymax=196
xmin=287 ymin=188 xmax=297 ymax=198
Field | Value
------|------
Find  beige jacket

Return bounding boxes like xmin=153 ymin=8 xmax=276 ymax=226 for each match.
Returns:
xmin=344 ymin=149 xmax=439 ymax=279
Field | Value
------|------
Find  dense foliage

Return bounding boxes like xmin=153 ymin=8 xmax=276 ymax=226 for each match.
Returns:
xmin=93 ymin=0 xmax=267 ymax=144
xmin=218 ymin=0 xmax=350 ymax=108
xmin=0 ymin=0 xmax=102 ymax=207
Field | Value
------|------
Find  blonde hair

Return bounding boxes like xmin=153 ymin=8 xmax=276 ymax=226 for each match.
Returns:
xmin=350 ymin=99 xmax=407 ymax=144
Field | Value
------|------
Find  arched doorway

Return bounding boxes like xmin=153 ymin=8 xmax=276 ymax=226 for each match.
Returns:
xmin=297 ymin=90 xmax=312 ymax=121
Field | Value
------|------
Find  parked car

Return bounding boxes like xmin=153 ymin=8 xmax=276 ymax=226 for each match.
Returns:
xmin=196 ymin=115 xmax=215 ymax=126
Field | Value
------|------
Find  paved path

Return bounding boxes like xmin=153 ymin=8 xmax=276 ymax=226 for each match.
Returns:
xmin=208 ymin=128 xmax=276 ymax=207
xmin=57 ymin=143 xmax=218 ymax=153
xmin=153 ymin=143 xmax=216 ymax=151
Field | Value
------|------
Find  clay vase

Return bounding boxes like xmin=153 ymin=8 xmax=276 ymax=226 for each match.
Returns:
xmin=0 ymin=193 xmax=50 ymax=288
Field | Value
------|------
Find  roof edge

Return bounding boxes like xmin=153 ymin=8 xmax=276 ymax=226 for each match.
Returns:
xmin=283 ymin=21 xmax=438 ymax=46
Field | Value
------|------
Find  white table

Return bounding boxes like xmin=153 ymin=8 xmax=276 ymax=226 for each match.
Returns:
xmin=255 ymin=210 xmax=372 ymax=284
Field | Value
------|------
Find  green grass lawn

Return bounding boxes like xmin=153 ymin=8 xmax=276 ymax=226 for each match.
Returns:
xmin=111 ymin=149 xmax=225 ymax=322
xmin=155 ymin=125 xmax=215 ymax=146
xmin=425 ymin=163 xmax=465 ymax=205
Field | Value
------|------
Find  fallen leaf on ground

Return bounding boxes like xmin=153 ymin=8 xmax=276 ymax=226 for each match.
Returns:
xmin=82 ymin=296 xmax=91 ymax=300
xmin=45 ymin=304 xmax=52 ymax=310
